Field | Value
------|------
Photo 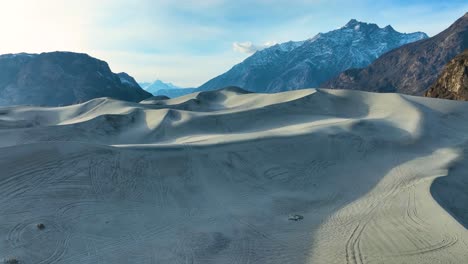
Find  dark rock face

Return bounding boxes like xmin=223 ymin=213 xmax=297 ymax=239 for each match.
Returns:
xmin=117 ymin=72 xmax=142 ymax=90
xmin=324 ymin=13 xmax=468 ymax=95
xmin=0 ymin=52 xmax=151 ymax=106
xmin=198 ymin=20 xmax=427 ymax=93
xmin=425 ymin=50 xmax=468 ymax=100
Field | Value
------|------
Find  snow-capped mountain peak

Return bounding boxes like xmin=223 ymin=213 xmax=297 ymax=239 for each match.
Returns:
xmin=341 ymin=19 xmax=378 ymax=30
xmin=198 ymin=19 xmax=429 ymax=93
xmin=343 ymin=19 xmax=361 ymax=28
xmin=141 ymin=79 xmax=188 ymax=95
xmin=270 ymin=40 xmax=306 ymax=52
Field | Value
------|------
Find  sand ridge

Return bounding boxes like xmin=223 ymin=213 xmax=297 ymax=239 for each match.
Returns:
xmin=0 ymin=88 xmax=467 ymax=263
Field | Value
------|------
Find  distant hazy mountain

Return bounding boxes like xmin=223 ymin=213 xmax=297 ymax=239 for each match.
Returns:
xmin=197 ymin=19 xmax=427 ymax=93
xmin=141 ymin=79 xmax=196 ymax=98
xmin=138 ymin=82 xmax=152 ymax=89
xmin=141 ymin=80 xmax=180 ymax=93
xmin=325 ymin=13 xmax=468 ymax=95
xmin=0 ymin=52 xmax=151 ymax=106
xmin=425 ymin=49 xmax=468 ymax=100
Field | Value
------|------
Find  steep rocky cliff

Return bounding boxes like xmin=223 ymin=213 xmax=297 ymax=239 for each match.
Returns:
xmin=425 ymin=50 xmax=468 ymax=100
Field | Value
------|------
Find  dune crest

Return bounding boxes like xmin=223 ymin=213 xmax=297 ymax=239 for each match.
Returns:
xmin=0 ymin=88 xmax=467 ymax=263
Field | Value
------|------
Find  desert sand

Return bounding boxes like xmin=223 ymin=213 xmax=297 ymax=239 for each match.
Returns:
xmin=0 ymin=87 xmax=467 ymax=263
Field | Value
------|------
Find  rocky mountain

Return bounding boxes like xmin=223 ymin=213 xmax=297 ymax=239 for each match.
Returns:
xmin=0 ymin=52 xmax=151 ymax=106
xmin=197 ymin=19 xmax=427 ymax=93
xmin=324 ymin=13 xmax=468 ymax=95
xmin=117 ymin=72 xmax=142 ymax=90
xmin=425 ymin=49 xmax=468 ymax=100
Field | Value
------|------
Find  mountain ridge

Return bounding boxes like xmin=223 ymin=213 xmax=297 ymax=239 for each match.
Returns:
xmin=196 ymin=19 xmax=427 ymax=93
xmin=324 ymin=13 xmax=468 ymax=95
xmin=0 ymin=51 xmax=151 ymax=106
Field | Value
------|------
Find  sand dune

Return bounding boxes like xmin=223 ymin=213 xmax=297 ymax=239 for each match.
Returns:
xmin=0 ymin=88 xmax=467 ymax=263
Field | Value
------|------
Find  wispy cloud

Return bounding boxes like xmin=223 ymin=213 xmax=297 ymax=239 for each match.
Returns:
xmin=0 ymin=0 xmax=467 ymax=86
xmin=232 ymin=41 xmax=277 ymax=54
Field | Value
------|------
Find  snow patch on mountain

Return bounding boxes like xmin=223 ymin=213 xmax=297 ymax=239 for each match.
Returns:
xmin=198 ymin=19 xmax=429 ymax=93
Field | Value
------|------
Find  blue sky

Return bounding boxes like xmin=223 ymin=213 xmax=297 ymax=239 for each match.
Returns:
xmin=0 ymin=0 xmax=466 ymax=87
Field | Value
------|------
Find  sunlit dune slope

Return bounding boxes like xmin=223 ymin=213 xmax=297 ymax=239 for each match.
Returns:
xmin=0 ymin=87 xmax=467 ymax=263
